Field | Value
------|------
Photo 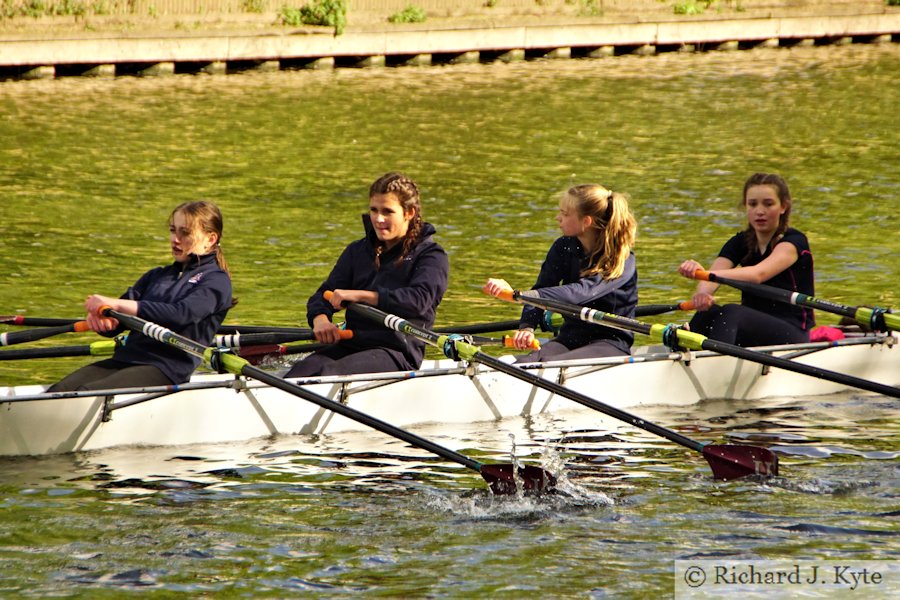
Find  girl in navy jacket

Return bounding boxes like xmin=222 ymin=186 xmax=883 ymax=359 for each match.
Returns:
xmin=678 ymin=173 xmax=814 ymax=346
xmin=286 ymin=172 xmax=449 ymax=377
xmin=484 ymin=183 xmax=638 ymax=362
xmin=49 ymin=201 xmax=233 ymax=391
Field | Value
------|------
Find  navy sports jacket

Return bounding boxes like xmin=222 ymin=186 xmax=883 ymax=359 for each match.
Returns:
xmin=306 ymin=216 xmax=449 ymax=369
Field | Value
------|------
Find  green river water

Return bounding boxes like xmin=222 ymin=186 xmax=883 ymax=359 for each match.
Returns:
xmin=0 ymin=43 xmax=898 ymax=597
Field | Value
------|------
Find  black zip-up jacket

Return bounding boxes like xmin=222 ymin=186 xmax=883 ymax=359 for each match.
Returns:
xmin=104 ymin=253 xmax=233 ymax=383
xmin=306 ymin=216 xmax=449 ymax=369
xmin=520 ymin=237 xmax=638 ymax=354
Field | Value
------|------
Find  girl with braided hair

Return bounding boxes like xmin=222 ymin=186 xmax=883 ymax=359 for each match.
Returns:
xmin=483 ymin=183 xmax=638 ymax=362
xmin=286 ymin=172 xmax=449 ymax=377
xmin=678 ymin=172 xmax=815 ymax=346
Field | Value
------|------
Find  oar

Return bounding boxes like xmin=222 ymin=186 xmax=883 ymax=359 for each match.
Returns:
xmin=99 ymin=307 xmax=555 ymax=495
xmin=634 ymin=301 xmax=695 ymax=317
xmin=326 ymin=294 xmax=776 ymax=481
xmin=216 ymin=321 xmax=526 ymax=336
xmin=0 ymin=339 xmax=117 ymax=361
xmin=0 ymin=321 xmax=91 ymax=347
xmin=692 ymin=270 xmax=899 ymax=332
xmin=0 ymin=316 xmax=83 ymax=327
xmin=492 ymin=289 xmax=900 ymax=400
xmin=235 ymin=341 xmax=341 ymax=364
xmin=214 ymin=329 xmax=353 ymax=348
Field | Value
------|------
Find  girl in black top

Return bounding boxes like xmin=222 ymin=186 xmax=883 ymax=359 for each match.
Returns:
xmin=49 ymin=201 xmax=234 ymax=391
xmin=678 ymin=173 xmax=814 ymax=346
xmin=484 ymin=183 xmax=638 ymax=362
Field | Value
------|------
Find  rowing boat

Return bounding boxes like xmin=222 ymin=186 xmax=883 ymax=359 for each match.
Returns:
xmin=1 ymin=333 xmax=896 ymax=457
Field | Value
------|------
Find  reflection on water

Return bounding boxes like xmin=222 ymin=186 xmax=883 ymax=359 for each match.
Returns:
xmin=1 ymin=388 xmax=897 ymax=594
xmin=0 ymin=43 xmax=898 ymax=595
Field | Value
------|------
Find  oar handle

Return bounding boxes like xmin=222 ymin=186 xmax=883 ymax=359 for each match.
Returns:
xmin=503 ymin=335 xmax=541 ymax=350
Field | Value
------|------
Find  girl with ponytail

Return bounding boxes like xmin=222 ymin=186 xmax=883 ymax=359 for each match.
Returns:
xmin=484 ymin=183 xmax=639 ymax=362
xmin=678 ymin=173 xmax=814 ymax=346
xmin=287 ymin=172 xmax=449 ymax=377
xmin=50 ymin=201 xmax=234 ymax=391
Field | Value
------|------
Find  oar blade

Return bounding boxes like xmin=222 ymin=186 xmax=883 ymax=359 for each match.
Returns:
xmin=702 ymin=444 xmax=779 ymax=481
xmin=479 ymin=464 xmax=557 ymax=495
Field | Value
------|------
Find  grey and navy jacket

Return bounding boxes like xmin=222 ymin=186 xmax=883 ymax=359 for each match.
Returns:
xmin=520 ymin=237 xmax=638 ymax=354
xmin=306 ymin=216 xmax=449 ymax=369
xmin=105 ymin=252 xmax=233 ymax=383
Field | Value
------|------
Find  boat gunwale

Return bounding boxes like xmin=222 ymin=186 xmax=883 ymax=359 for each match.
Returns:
xmin=2 ymin=332 xmax=893 ymax=406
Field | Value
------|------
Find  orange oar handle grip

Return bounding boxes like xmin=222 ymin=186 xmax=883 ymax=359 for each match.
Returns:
xmin=319 ymin=294 xmax=354 ymax=339
xmin=503 ymin=335 xmax=540 ymax=350
xmin=97 ymin=305 xmax=113 ymax=317
xmin=496 ymin=289 xmax=515 ymax=302
xmin=693 ymin=270 xmax=712 ymax=281
xmin=73 ymin=321 xmax=91 ymax=332
xmin=678 ymin=300 xmax=696 ymax=311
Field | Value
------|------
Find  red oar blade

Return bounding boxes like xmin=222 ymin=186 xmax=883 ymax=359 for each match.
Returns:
xmin=479 ymin=464 xmax=557 ymax=495
xmin=702 ymin=444 xmax=779 ymax=481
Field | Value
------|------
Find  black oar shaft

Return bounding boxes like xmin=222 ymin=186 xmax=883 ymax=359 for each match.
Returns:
xmin=103 ymin=309 xmax=485 ymax=473
xmin=634 ymin=301 xmax=693 ymax=317
xmin=701 ymin=271 xmax=899 ymax=332
xmin=512 ymin=292 xmax=900 ymax=399
xmin=343 ymin=302 xmax=704 ymax=452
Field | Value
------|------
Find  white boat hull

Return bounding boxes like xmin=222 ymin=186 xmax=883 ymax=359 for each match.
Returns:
xmin=1 ymin=337 xmax=897 ymax=457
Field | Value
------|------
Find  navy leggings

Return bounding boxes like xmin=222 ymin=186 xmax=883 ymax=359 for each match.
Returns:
xmin=514 ymin=339 xmax=629 ymax=363
xmin=48 ymin=359 xmax=174 ymax=392
xmin=688 ymin=304 xmax=809 ymax=347
xmin=285 ymin=347 xmax=410 ymax=378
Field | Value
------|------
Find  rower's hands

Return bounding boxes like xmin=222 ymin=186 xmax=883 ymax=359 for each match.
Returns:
xmin=482 ymin=278 xmax=514 ymax=301
xmin=510 ymin=328 xmax=537 ymax=351
xmin=678 ymin=260 xmax=705 ymax=280
xmin=326 ymin=289 xmax=378 ymax=310
xmin=690 ymin=292 xmax=715 ymax=311
xmin=678 ymin=261 xmax=715 ymax=311
xmin=312 ymin=314 xmax=344 ymax=344
xmin=84 ymin=294 xmax=119 ymax=332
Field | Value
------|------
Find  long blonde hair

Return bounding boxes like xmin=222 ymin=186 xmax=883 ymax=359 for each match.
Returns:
xmin=563 ymin=184 xmax=636 ymax=279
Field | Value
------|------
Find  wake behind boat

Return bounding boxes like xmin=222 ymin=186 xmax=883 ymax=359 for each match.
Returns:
xmin=1 ymin=332 xmax=896 ymax=457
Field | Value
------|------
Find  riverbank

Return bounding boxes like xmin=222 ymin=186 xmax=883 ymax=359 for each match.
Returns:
xmin=1 ymin=0 xmax=898 ymax=79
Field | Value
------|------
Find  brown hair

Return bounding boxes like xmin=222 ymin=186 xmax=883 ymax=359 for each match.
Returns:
xmin=562 ymin=184 xmax=637 ymax=279
xmin=169 ymin=201 xmax=231 ymax=278
xmin=369 ymin=172 xmax=424 ymax=269
xmin=740 ymin=172 xmax=792 ymax=257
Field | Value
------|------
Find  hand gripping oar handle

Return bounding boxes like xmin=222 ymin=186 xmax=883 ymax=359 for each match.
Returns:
xmin=334 ymin=295 xmax=775 ymax=480
xmin=499 ymin=291 xmax=900 ymax=400
xmin=0 ymin=321 xmax=90 ymax=347
xmin=98 ymin=306 xmax=550 ymax=494
xmin=693 ymin=270 xmax=899 ymax=332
